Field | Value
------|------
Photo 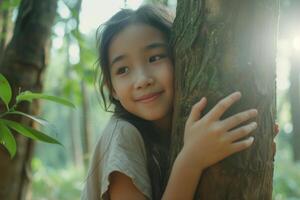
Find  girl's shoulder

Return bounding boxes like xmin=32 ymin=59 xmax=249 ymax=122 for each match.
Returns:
xmin=82 ymin=116 xmax=152 ymax=200
xmin=99 ymin=115 xmax=144 ymax=146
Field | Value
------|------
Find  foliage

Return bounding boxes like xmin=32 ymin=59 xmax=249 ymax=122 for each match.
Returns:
xmin=272 ymin=129 xmax=300 ymax=200
xmin=0 ymin=0 xmax=21 ymax=11
xmin=31 ymin=158 xmax=84 ymax=200
xmin=0 ymin=73 xmax=75 ymax=158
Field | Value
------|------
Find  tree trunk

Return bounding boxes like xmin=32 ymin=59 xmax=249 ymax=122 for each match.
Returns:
xmin=70 ymin=0 xmax=93 ymax=169
xmin=64 ymin=23 xmax=83 ymax=168
xmin=0 ymin=5 xmax=13 ymax=61
xmin=0 ymin=0 xmax=57 ymax=199
xmin=289 ymin=54 xmax=300 ymax=162
xmin=81 ymin=81 xmax=92 ymax=169
xmin=169 ymin=0 xmax=278 ymax=199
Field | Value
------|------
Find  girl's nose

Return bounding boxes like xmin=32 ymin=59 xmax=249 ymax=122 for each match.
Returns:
xmin=134 ymin=69 xmax=154 ymax=89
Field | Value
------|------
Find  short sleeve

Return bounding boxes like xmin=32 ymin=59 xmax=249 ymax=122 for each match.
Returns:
xmin=101 ymin=121 xmax=152 ymax=199
xmin=81 ymin=117 xmax=152 ymax=200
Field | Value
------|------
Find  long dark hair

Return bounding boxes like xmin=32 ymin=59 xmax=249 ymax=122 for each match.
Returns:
xmin=95 ymin=4 xmax=174 ymax=199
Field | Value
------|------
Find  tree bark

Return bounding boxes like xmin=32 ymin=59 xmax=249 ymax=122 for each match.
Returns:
xmin=0 ymin=0 xmax=57 ymax=199
xmin=169 ymin=0 xmax=278 ymax=199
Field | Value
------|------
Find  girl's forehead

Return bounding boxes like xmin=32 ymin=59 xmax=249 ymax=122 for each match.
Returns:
xmin=113 ymin=23 xmax=165 ymax=44
xmin=108 ymin=24 xmax=167 ymax=61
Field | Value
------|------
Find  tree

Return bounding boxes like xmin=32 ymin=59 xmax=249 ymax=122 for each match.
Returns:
xmin=0 ymin=0 xmax=14 ymax=60
xmin=0 ymin=0 xmax=57 ymax=199
xmin=290 ymin=51 xmax=300 ymax=162
xmin=282 ymin=0 xmax=300 ymax=162
xmin=168 ymin=0 xmax=279 ymax=199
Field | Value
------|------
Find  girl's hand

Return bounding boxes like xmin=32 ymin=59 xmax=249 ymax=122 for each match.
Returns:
xmin=182 ymin=92 xmax=258 ymax=170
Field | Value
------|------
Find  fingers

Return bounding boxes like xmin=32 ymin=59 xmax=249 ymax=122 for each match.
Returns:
xmin=186 ymin=97 xmax=207 ymax=126
xmin=274 ymin=123 xmax=279 ymax=136
xmin=225 ymin=122 xmax=257 ymax=142
xmin=221 ymin=109 xmax=258 ymax=131
xmin=206 ymin=92 xmax=242 ymax=121
xmin=230 ymin=136 xmax=254 ymax=154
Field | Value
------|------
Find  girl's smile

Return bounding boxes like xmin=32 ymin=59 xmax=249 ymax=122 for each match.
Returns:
xmin=108 ymin=23 xmax=174 ymax=129
xmin=135 ymin=91 xmax=163 ymax=103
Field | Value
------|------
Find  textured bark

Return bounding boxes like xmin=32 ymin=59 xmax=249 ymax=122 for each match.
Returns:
xmin=0 ymin=0 xmax=57 ymax=199
xmin=169 ymin=0 xmax=278 ymax=199
xmin=289 ymin=55 xmax=300 ymax=162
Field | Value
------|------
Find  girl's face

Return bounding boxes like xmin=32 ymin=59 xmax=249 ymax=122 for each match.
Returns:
xmin=108 ymin=23 xmax=174 ymax=129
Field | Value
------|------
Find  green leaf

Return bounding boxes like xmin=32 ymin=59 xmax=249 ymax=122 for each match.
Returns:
xmin=16 ymin=91 xmax=75 ymax=108
xmin=7 ymin=111 xmax=59 ymax=135
xmin=8 ymin=111 xmax=49 ymax=126
xmin=0 ymin=121 xmax=17 ymax=158
xmin=0 ymin=119 xmax=61 ymax=145
xmin=0 ymin=73 xmax=12 ymax=109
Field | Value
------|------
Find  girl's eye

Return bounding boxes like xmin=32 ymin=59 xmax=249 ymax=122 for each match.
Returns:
xmin=149 ymin=54 xmax=167 ymax=63
xmin=116 ymin=67 xmax=129 ymax=75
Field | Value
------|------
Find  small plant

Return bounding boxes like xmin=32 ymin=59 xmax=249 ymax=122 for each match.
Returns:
xmin=0 ymin=73 xmax=75 ymax=158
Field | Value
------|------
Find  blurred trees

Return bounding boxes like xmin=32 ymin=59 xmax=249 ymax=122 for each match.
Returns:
xmin=287 ymin=1 xmax=300 ymax=162
xmin=0 ymin=0 xmax=14 ymax=60
xmin=0 ymin=0 xmax=57 ymax=199
xmin=146 ymin=0 xmax=168 ymax=6
xmin=169 ymin=0 xmax=278 ymax=199
xmin=51 ymin=0 xmax=96 ymax=169
xmin=290 ymin=53 xmax=300 ymax=161
xmin=279 ymin=0 xmax=300 ymax=162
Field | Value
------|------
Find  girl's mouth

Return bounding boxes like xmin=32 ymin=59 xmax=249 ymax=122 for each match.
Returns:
xmin=135 ymin=91 xmax=163 ymax=103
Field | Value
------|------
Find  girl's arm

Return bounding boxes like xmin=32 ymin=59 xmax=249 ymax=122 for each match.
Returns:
xmin=109 ymin=92 xmax=257 ymax=200
xmin=109 ymin=172 xmax=148 ymax=200
xmin=162 ymin=92 xmax=256 ymax=199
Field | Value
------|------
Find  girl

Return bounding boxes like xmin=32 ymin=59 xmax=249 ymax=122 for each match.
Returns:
xmin=82 ymin=4 xmax=264 ymax=200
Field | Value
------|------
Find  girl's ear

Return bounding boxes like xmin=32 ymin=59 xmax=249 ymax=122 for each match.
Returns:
xmin=104 ymin=80 xmax=119 ymax=100
xmin=112 ymin=90 xmax=119 ymax=100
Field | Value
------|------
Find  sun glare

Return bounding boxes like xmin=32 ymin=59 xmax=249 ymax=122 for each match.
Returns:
xmin=79 ymin=0 xmax=143 ymax=34
xmin=292 ymin=36 xmax=300 ymax=51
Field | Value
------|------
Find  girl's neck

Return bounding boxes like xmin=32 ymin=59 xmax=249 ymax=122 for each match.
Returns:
xmin=153 ymin=113 xmax=172 ymax=135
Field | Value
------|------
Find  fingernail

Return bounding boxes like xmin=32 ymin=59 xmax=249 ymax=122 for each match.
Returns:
xmin=235 ymin=91 xmax=242 ymax=97
xmin=252 ymin=122 xmax=257 ymax=129
xmin=249 ymin=136 xmax=254 ymax=143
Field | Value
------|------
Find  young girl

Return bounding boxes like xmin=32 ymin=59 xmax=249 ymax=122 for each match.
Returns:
xmin=82 ymin=4 xmax=264 ymax=200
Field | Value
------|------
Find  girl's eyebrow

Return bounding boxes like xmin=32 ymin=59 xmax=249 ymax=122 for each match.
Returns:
xmin=110 ymin=42 xmax=168 ymax=67
xmin=111 ymin=55 xmax=126 ymax=67
xmin=144 ymin=42 xmax=168 ymax=50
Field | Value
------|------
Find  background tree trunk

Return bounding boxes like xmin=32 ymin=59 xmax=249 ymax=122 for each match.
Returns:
xmin=65 ymin=32 xmax=83 ymax=168
xmin=0 ymin=3 xmax=13 ymax=61
xmin=289 ymin=54 xmax=300 ymax=162
xmin=169 ymin=0 xmax=278 ymax=199
xmin=0 ymin=0 xmax=57 ymax=199
xmin=81 ymin=80 xmax=92 ymax=168
xmin=282 ymin=0 xmax=300 ymax=163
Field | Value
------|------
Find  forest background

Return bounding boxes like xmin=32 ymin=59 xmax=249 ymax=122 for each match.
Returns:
xmin=0 ymin=0 xmax=300 ymax=199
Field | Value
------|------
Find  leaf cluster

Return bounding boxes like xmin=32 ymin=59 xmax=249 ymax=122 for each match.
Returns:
xmin=0 ymin=73 xmax=75 ymax=158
